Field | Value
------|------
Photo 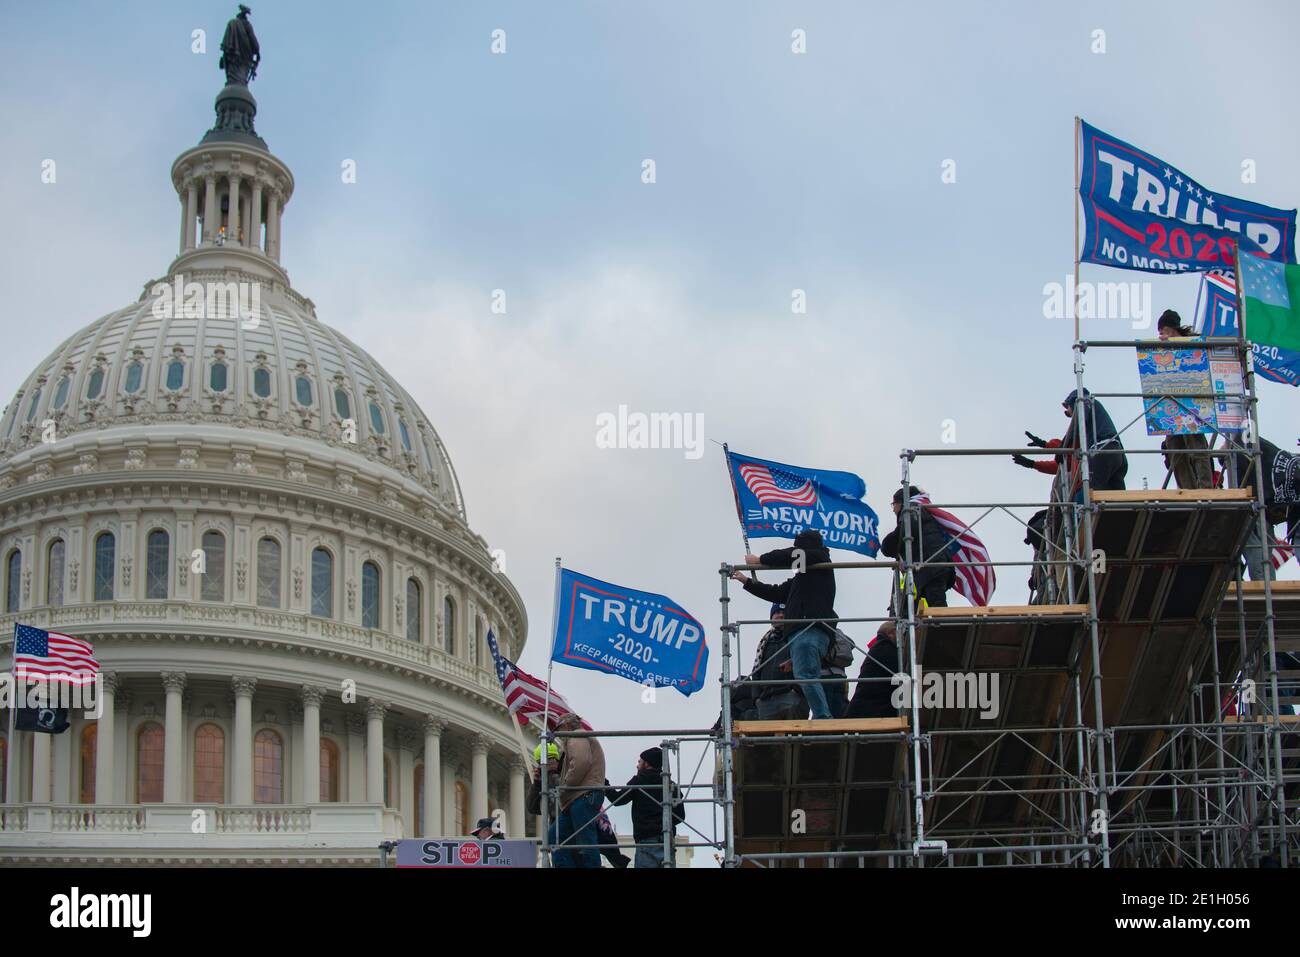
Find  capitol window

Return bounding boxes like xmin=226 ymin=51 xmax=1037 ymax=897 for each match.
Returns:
xmin=405 ymin=578 xmax=422 ymax=643
xmin=398 ymin=417 xmax=412 ymax=452
xmin=6 ymin=549 xmax=21 ymax=612
xmin=254 ymin=729 xmax=284 ymax=804
xmin=253 ymin=366 xmax=271 ymax=398
xmin=368 ymin=401 xmax=385 ymax=435
xmin=194 ymin=724 xmax=225 ymax=803
xmin=146 ymin=529 xmax=169 ymax=600
xmin=52 ymin=375 xmax=70 ymax=410
xmin=320 ymin=739 xmax=340 ymax=802
xmin=473 ymin=618 xmax=483 ymax=667
xmin=334 ymin=388 xmax=351 ymax=419
xmin=361 ymin=561 xmax=380 ymax=629
xmin=86 ymin=367 xmax=105 ymax=400
xmin=201 ymin=531 xmax=226 ymax=601
xmin=165 ymin=358 xmax=185 ymax=391
xmin=79 ymin=725 xmax=96 ymax=803
xmin=25 ymin=387 xmax=41 ymax=423
xmin=295 ymin=375 xmax=313 ymax=406
xmin=123 ymin=362 xmax=143 ymax=395
xmin=136 ymin=722 xmax=165 ymax=802
xmin=93 ymin=535 xmax=115 ymax=602
xmin=257 ymin=537 xmax=281 ymax=608
xmin=209 ymin=360 xmax=228 ymax=392
xmin=443 ymin=595 xmax=456 ymax=653
xmin=311 ymin=547 xmax=333 ymax=618
xmin=46 ymin=539 xmax=65 ymax=606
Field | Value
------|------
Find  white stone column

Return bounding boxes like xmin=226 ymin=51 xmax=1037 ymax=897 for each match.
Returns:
xmin=422 ymin=716 xmax=445 ymax=838
xmin=31 ymin=733 xmax=51 ymax=803
xmin=161 ymin=672 xmax=186 ymax=803
xmin=250 ymin=181 xmax=263 ymax=253
xmin=178 ymin=193 xmax=188 ymax=254
xmin=232 ymin=676 xmax=256 ymax=804
xmin=345 ymin=714 xmax=366 ymax=801
xmin=52 ymin=727 xmax=72 ymax=803
xmin=471 ymin=734 xmax=490 ymax=823
xmin=509 ymin=757 xmax=526 ymax=838
xmin=202 ymin=175 xmax=218 ymax=243
xmin=366 ymin=698 xmax=387 ymax=804
xmin=228 ymin=174 xmax=241 ymax=246
xmin=185 ymin=183 xmax=199 ymax=250
xmin=266 ymin=190 xmax=281 ymax=260
xmin=94 ymin=673 xmax=118 ymax=805
xmin=302 ymin=686 xmax=324 ymax=803
xmin=397 ymin=728 xmax=416 ymax=836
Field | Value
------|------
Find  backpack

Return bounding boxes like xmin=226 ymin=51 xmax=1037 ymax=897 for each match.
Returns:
xmin=823 ymin=627 xmax=855 ymax=669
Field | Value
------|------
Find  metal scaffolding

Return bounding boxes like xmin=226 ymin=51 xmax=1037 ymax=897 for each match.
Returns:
xmin=539 ymin=335 xmax=1298 ymax=868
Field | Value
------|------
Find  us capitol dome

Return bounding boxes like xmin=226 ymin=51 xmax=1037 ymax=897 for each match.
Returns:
xmin=0 ymin=42 xmax=532 ymax=865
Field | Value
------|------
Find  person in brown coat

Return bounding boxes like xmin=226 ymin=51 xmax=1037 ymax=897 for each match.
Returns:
xmin=554 ymin=712 xmax=605 ymax=867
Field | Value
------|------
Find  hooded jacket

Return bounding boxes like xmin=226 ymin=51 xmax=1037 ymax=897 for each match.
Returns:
xmin=606 ymin=769 xmax=686 ymax=843
xmin=880 ymin=505 xmax=955 ymax=593
xmin=744 ymin=530 xmax=837 ymax=641
xmin=558 ymin=733 xmax=606 ymax=810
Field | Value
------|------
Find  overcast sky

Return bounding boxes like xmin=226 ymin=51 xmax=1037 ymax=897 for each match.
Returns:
xmin=3 ymin=1 xmax=1299 ymax=863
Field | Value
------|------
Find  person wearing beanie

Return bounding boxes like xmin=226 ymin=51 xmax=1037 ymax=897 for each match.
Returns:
xmin=1155 ymin=308 xmax=1213 ymax=490
xmin=880 ymin=486 xmax=957 ymax=609
xmin=605 ymin=747 xmax=686 ymax=868
xmin=1015 ymin=389 xmax=1128 ymax=499
xmin=553 ymin=712 xmax=605 ymax=868
xmin=730 ymin=528 xmax=839 ymax=719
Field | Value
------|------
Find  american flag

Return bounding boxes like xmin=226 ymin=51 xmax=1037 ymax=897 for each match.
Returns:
xmin=740 ymin=463 xmax=818 ymax=506
xmin=910 ymin=494 xmax=996 ymax=607
xmin=13 ymin=624 xmax=99 ymax=684
xmin=1271 ymin=535 xmax=1293 ymax=570
xmin=485 ymin=629 xmax=590 ymax=731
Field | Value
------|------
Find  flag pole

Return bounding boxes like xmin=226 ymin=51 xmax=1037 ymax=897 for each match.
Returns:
xmin=538 ymin=556 xmax=561 ymax=867
xmin=722 ymin=444 xmax=757 ymax=580
xmin=6 ymin=624 xmax=17 ymax=802
xmin=1074 ymin=115 xmax=1082 ymax=344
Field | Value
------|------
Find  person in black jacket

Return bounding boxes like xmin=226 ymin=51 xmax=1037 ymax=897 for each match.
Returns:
xmin=718 ymin=599 xmax=808 ymax=722
xmin=846 ymin=621 xmax=901 ymax=718
xmin=881 ymin=487 xmax=956 ymax=609
xmin=605 ymin=748 xmax=685 ymax=868
xmin=1229 ymin=437 xmax=1300 ymax=580
xmin=734 ymin=529 xmax=838 ymax=719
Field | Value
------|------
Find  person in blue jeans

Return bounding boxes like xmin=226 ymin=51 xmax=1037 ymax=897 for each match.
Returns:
xmin=554 ymin=790 xmax=603 ymax=868
xmin=553 ymin=712 xmax=606 ymax=867
xmin=606 ymin=747 xmax=685 ymax=867
xmin=740 ymin=530 xmax=838 ymax=720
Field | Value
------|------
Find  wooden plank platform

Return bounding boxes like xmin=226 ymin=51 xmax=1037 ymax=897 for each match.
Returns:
xmin=1090 ymin=488 xmax=1253 ymax=503
xmin=920 ymin=603 xmax=1087 ymax=619
xmin=734 ymin=718 xmax=907 ymax=736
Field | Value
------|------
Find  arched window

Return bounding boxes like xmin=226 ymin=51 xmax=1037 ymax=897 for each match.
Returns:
xmin=320 ymin=739 xmax=340 ymax=802
xmin=368 ymin=401 xmax=385 ymax=435
xmin=25 ymin=387 xmax=41 ymax=423
xmin=209 ymin=361 xmax=228 ymax=392
xmin=136 ymin=722 xmax=165 ymax=802
xmin=86 ymin=367 xmax=105 ymax=400
xmin=194 ymin=724 xmax=225 ymax=803
xmin=79 ymin=724 xmax=97 ymax=803
xmin=473 ymin=618 xmax=483 ymax=667
xmin=455 ymin=781 xmax=469 ymax=835
xmin=443 ymin=595 xmax=456 ymax=653
xmin=165 ymin=358 xmax=185 ymax=391
xmin=398 ymin=418 xmax=413 ymax=452
xmin=0 ymin=735 xmax=6 ymax=802
xmin=361 ymin=561 xmax=380 ymax=629
xmin=252 ymin=367 xmax=271 ymax=398
xmin=254 ymin=729 xmax=284 ymax=804
xmin=383 ymin=756 xmax=393 ymax=808
xmin=122 ymin=362 xmax=142 ymax=394
xmin=311 ymin=548 xmax=333 ymax=618
xmin=93 ymin=533 xmax=115 ymax=601
xmin=46 ymin=539 xmax=65 ymax=607
xmin=5 ymin=550 xmax=19 ymax=613
xmin=414 ymin=765 xmax=424 ymax=837
xmin=200 ymin=531 xmax=225 ymax=601
xmin=405 ymin=578 xmax=422 ymax=643
xmin=256 ymin=537 xmax=281 ymax=608
xmin=295 ymin=375 xmax=313 ymax=406
xmin=52 ymin=376 xmax=70 ymax=410
xmin=145 ymin=530 xmax=169 ymax=600
xmin=334 ymin=389 xmax=351 ymax=420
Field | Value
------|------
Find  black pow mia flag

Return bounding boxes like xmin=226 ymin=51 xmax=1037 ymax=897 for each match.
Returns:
xmin=16 ymin=706 xmax=70 ymax=734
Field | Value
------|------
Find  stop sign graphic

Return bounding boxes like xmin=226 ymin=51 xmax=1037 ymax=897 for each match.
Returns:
xmin=459 ymin=842 xmax=482 ymax=865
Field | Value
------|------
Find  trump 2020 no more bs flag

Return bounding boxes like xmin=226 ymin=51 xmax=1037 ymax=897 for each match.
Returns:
xmin=550 ymin=568 xmax=708 ymax=697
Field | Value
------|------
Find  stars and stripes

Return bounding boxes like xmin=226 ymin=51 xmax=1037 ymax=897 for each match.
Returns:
xmin=13 ymin=624 xmax=98 ymax=684
xmin=739 ymin=463 xmax=818 ymax=506
xmin=485 ymin=628 xmax=590 ymax=731
xmin=910 ymin=494 xmax=996 ymax=607
xmin=1270 ymin=535 xmax=1293 ymax=570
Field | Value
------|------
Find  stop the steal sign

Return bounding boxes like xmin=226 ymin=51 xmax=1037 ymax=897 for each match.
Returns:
xmin=394 ymin=839 xmax=538 ymax=868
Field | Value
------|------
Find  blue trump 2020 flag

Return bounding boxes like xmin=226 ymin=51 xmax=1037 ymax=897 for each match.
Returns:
xmin=551 ymin=568 xmax=708 ymax=697
xmin=1198 ymin=271 xmax=1300 ymax=388
xmin=1079 ymin=119 xmax=1297 ymax=274
xmin=726 ymin=449 xmax=880 ymax=556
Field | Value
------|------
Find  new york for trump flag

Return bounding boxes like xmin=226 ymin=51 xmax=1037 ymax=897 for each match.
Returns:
xmin=726 ymin=448 xmax=881 ymax=556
